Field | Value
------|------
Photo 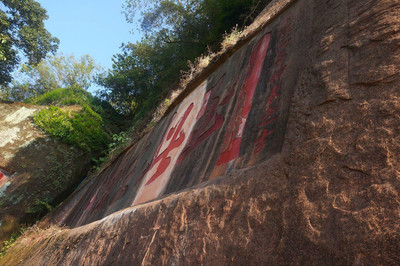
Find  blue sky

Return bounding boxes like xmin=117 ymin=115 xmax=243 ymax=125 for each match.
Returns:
xmin=36 ymin=0 xmax=142 ymax=93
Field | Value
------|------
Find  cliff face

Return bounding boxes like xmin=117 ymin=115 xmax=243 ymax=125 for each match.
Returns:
xmin=0 ymin=102 xmax=91 ymax=243
xmin=2 ymin=0 xmax=400 ymax=264
xmin=43 ymin=0 xmax=305 ymax=228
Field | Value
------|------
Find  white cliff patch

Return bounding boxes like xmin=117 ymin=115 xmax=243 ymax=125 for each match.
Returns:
xmin=4 ymin=107 xmax=37 ymax=125
xmin=2 ymin=151 xmax=14 ymax=160
xmin=0 ymin=127 xmax=20 ymax=148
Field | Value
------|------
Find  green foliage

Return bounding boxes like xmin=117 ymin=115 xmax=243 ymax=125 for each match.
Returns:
xmin=0 ymin=0 xmax=59 ymax=86
xmin=91 ymin=156 xmax=106 ymax=169
xmin=2 ymin=53 xmax=100 ymax=101
xmin=23 ymin=53 xmax=99 ymax=90
xmin=30 ymin=87 xmax=118 ymax=152
xmin=0 ymin=233 xmax=19 ymax=258
xmin=97 ymin=0 xmax=271 ymax=126
xmin=31 ymin=85 xmax=128 ymax=129
xmin=28 ymin=85 xmax=95 ymax=106
xmin=25 ymin=198 xmax=53 ymax=215
xmin=28 ymin=87 xmax=85 ymax=106
xmin=33 ymin=105 xmax=108 ymax=152
xmin=92 ymin=131 xmax=131 ymax=170
xmin=109 ymin=131 xmax=129 ymax=151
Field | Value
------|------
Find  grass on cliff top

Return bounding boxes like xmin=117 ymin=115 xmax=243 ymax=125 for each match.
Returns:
xmin=27 ymin=86 xmax=127 ymax=153
xmin=0 ymin=225 xmax=65 ymax=259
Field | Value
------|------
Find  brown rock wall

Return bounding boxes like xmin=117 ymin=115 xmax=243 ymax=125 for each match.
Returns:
xmin=2 ymin=0 xmax=400 ymax=264
xmin=0 ymin=102 xmax=91 ymax=243
xmin=45 ymin=0 xmax=309 ymax=228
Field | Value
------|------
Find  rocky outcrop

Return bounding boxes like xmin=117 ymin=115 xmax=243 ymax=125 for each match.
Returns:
xmin=0 ymin=102 xmax=91 ymax=243
xmin=1 ymin=0 xmax=400 ymax=264
xmin=42 ymin=0 xmax=306 ymax=228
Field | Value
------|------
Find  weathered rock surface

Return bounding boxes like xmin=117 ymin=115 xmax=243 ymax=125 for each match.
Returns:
xmin=0 ymin=102 xmax=91 ymax=243
xmin=1 ymin=0 xmax=400 ymax=264
xmin=42 ymin=0 xmax=306 ymax=228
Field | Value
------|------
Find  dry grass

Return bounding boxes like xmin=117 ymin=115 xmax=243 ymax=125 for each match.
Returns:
xmin=17 ymin=224 xmax=65 ymax=246
xmin=180 ymin=52 xmax=216 ymax=88
xmin=221 ymin=25 xmax=245 ymax=51
xmin=179 ymin=25 xmax=247 ymax=89
xmin=0 ymin=224 xmax=66 ymax=261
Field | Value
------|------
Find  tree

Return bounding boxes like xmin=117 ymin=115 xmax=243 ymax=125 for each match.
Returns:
xmin=97 ymin=0 xmax=271 ymax=118
xmin=96 ymin=47 xmax=153 ymax=114
xmin=2 ymin=53 xmax=100 ymax=101
xmin=96 ymin=35 xmax=189 ymax=115
xmin=124 ymin=0 xmax=269 ymax=48
xmin=0 ymin=0 xmax=59 ymax=86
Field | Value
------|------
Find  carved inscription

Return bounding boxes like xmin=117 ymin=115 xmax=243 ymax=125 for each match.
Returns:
xmin=132 ymin=82 xmax=207 ymax=205
xmin=254 ymin=19 xmax=291 ymax=154
xmin=177 ymin=74 xmax=236 ymax=164
xmin=217 ymin=33 xmax=271 ymax=165
xmin=147 ymin=103 xmax=194 ymax=185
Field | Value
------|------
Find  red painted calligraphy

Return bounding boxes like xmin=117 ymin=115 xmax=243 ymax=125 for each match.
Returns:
xmin=254 ymin=19 xmax=292 ymax=154
xmin=216 ymin=33 xmax=271 ymax=165
xmin=89 ymin=172 xmax=123 ymax=214
xmin=132 ymin=82 xmax=206 ymax=205
xmin=177 ymin=75 xmax=236 ymax=163
xmin=254 ymin=129 xmax=275 ymax=153
xmin=145 ymin=103 xmax=194 ymax=185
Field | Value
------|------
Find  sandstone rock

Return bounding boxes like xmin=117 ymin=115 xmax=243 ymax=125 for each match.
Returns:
xmin=1 ymin=0 xmax=400 ymax=264
xmin=0 ymin=102 xmax=91 ymax=243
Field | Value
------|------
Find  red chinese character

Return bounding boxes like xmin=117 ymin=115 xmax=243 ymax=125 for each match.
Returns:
xmin=177 ymin=75 xmax=236 ymax=164
xmin=146 ymin=103 xmax=194 ymax=185
xmin=217 ymin=33 xmax=271 ymax=165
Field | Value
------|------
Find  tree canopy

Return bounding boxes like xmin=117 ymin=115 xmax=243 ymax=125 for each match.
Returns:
xmin=97 ymin=0 xmax=271 ymax=120
xmin=0 ymin=0 xmax=59 ymax=86
xmin=2 ymin=53 xmax=100 ymax=101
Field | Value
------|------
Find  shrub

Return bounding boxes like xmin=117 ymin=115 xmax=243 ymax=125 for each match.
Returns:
xmin=0 ymin=234 xmax=19 ymax=258
xmin=33 ymin=106 xmax=109 ymax=152
xmin=30 ymin=87 xmax=112 ymax=152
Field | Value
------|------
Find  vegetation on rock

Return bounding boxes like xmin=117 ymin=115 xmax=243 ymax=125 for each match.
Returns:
xmin=29 ymin=86 xmax=125 ymax=153
xmin=0 ymin=232 xmax=18 ymax=258
xmin=96 ymin=0 xmax=271 ymax=125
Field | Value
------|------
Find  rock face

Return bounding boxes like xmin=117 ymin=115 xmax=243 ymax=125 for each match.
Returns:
xmin=43 ymin=0 xmax=304 ymax=228
xmin=2 ymin=0 xmax=400 ymax=264
xmin=0 ymin=102 xmax=91 ymax=243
